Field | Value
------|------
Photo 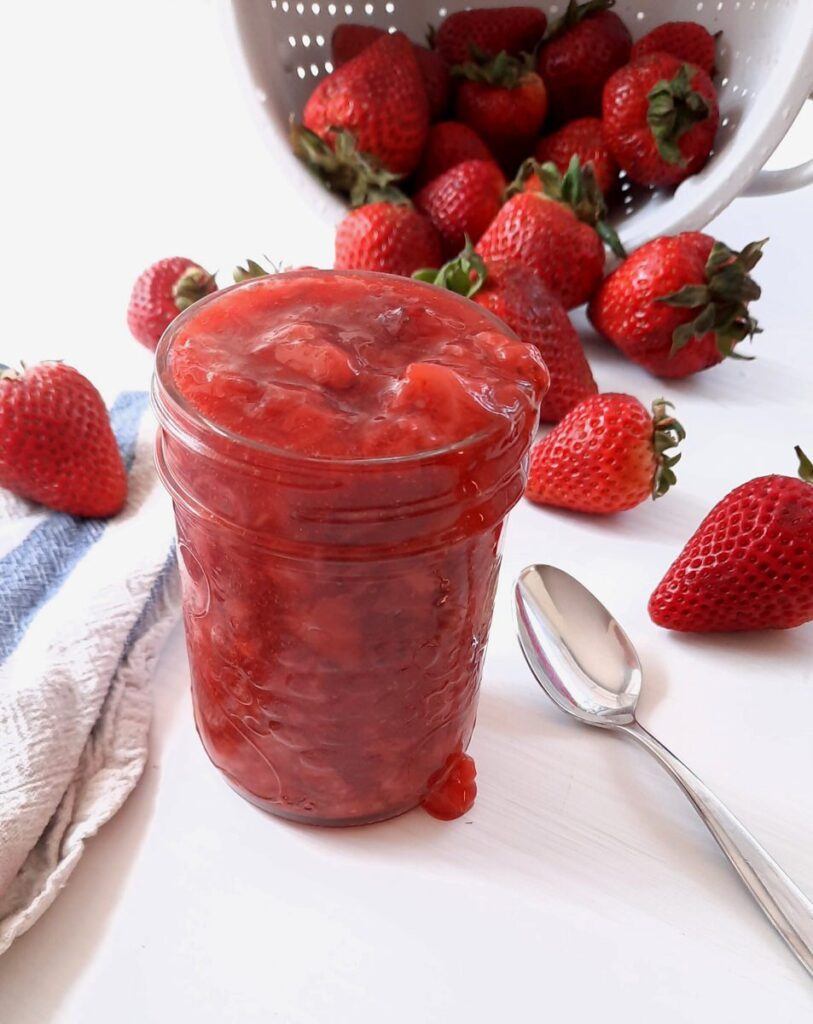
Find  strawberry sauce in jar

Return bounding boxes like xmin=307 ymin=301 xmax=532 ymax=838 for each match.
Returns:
xmin=153 ymin=270 xmax=547 ymax=825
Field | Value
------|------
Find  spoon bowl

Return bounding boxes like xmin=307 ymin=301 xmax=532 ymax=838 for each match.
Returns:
xmin=515 ymin=564 xmax=641 ymax=727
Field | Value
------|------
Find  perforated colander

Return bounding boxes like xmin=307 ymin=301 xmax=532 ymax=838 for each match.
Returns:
xmin=225 ymin=0 xmax=813 ymax=251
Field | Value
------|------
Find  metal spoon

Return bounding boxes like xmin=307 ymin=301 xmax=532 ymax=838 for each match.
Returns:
xmin=514 ymin=563 xmax=813 ymax=977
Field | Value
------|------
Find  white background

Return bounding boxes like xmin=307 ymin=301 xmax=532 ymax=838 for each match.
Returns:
xmin=0 ymin=1 xmax=812 ymax=1020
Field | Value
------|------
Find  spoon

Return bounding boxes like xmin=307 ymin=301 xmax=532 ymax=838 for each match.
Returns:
xmin=514 ymin=563 xmax=813 ymax=977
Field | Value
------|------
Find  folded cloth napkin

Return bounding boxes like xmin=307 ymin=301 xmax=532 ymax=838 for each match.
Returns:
xmin=0 ymin=391 xmax=180 ymax=955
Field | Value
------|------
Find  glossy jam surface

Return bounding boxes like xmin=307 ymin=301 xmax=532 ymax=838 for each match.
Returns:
xmin=157 ymin=271 xmax=546 ymax=825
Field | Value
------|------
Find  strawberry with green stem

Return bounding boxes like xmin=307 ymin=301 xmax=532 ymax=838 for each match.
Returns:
xmin=589 ymin=232 xmax=765 ymax=377
xmin=127 ymin=257 xmax=216 ymax=351
xmin=649 ymin=447 xmax=813 ymax=632
xmin=434 ymin=6 xmax=547 ymax=67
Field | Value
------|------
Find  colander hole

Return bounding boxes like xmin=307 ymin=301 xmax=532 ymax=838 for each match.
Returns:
xmin=316 ymin=33 xmax=325 ymax=45
xmin=296 ymin=2 xmax=305 ymax=12
xmin=696 ymin=1 xmax=703 ymax=9
xmin=364 ymin=2 xmax=374 ymax=13
xmin=270 ymin=0 xmax=277 ymax=7
xmin=721 ymin=76 xmax=729 ymax=86
xmin=281 ymin=1 xmax=289 ymax=10
xmin=288 ymin=35 xmax=296 ymax=46
xmin=721 ymin=116 xmax=730 ymax=126
xmin=717 ymin=1 xmax=723 ymax=8
xmin=635 ymin=11 xmax=645 ymax=21
xmin=324 ymin=60 xmax=334 ymax=72
xmin=312 ymin=2 xmax=321 ymax=11
xmin=731 ymin=83 xmax=739 ymax=93
xmin=328 ymin=3 xmax=337 ymax=12
xmin=310 ymin=63 xmax=320 ymax=76
xmin=549 ymin=4 xmax=559 ymax=12
xmin=345 ymin=3 xmax=353 ymax=13
xmin=385 ymin=1 xmax=395 ymax=10
xmin=302 ymin=33 xmax=311 ymax=46
xmin=296 ymin=66 xmax=306 ymax=78
xmin=438 ymin=6 xmax=448 ymax=16
xmin=387 ymin=25 xmax=397 ymax=32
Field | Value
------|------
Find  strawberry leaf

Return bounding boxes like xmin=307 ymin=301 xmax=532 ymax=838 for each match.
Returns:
xmin=646 ymin=64 xmax=712 ymax=166
xmin=796 ymin=446 xmax=813 ymax=483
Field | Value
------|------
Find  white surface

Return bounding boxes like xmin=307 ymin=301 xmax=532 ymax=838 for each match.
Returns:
xmin=228 ymin=0 xmax=813 ymax=249
xmin=1 ymin=1 xmax=812 ymax=1020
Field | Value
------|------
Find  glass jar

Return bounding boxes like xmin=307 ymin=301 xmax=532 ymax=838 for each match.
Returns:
xmin=152 ymin=270 xmax=545 ymax=825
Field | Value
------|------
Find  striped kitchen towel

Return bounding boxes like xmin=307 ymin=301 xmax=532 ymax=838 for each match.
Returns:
xmin=0 ymin=391 xmax=180 ymax=955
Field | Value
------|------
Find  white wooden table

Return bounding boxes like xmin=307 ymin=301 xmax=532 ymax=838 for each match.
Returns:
xmin=1 ymin=2 xmax=811 ymax=1019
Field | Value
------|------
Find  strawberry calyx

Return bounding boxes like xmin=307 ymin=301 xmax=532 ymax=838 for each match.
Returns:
xmin=412 ymin=238 xmax=488 ymax=299
xmin=290 ymin=124 xmax=407 ymax=207
xmin=647 ymin=64 xmax=712 ymax=165
xmin=651 ymin=398 xmax=685 ymax=499
xmin=549 ymin=0 xmax=616 ymax=38
xmin=233 ymin=259 xmax=271 ymax=283
xmin=796 ymin=446 xmax=813 ymax=483
xmin=658 ymin=238 xmax=767 ymax=358
xmin=509 ymin=155 xmax=626 ymax=258
xmin=451 ymin=47 xmax=533 ymax=89
xmin=173 ymin=266 xmax=216 ymax=313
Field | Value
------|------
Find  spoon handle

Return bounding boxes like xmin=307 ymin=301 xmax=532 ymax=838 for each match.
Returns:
xmin=619 ymin=720 xmax=813 ymax=976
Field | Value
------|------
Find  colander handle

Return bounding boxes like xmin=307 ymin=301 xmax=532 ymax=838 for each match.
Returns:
xmin=744 ymin=158 xmax=813 ymax=197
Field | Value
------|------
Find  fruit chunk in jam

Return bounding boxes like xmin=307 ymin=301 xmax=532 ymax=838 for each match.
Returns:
xmin=155 ymin=270 xmax=547 ymax=825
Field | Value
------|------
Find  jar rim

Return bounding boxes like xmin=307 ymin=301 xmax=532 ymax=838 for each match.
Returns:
xmin=151 ymin=269 xmax=526 ymax=469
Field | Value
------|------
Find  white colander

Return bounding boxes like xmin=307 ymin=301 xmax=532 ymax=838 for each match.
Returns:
xmin=225 ymin=0 xmax=813 ymax=251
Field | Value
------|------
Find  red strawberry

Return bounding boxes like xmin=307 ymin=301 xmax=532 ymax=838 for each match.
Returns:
xmin=331 ymin=24 xmax=450 ymax=119
xmin=452 ymin=51 xmax=548 ymax=170
xmin=415 ymin=159 xmax=506 ymax=258
xmin=334 ymin=201 xmax=442 ymax=277
xmin=534 ymin=117 xmax=618 ymax=195
xmin=526 ymin=394 xmax=684 ymax=514
xmin=477 ymin=157 xmax=624 ymax=309
xmin=649 ymin=448 xmax=813 ymax=632
xmin=303 ymin=32 xmax=429 ymax=175
xmin=602 ymin=54 xmax=719 ymax=187
xmin=127 ymin=257 xmax=216 ymax=351
xmin=416 ymin=245 xmax=597 ymax=422
xmin=589 ymin=233 xmax=765 ymax=377
xmin=537 ymin=0 xmax=632 ymax=123
xmin=413 ymin=121 xmax=495 ymax=189
xmin=0 ymin=362 xmax=127 ymax=518
xmin=434 ymin=6 xmax=547 ymax=67
xmin=631 ymin=21 xmax=718 ymax=77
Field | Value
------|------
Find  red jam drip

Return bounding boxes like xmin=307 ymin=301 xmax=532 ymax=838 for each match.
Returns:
xmin=421 ymin=752 xmax=478 ymax=821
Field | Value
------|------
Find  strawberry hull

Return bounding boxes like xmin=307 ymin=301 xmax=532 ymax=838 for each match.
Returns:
xmin=152 ymin=271 xmax=547 ymax=825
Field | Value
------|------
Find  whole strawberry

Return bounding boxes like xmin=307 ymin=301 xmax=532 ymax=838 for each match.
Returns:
xmin=434 ymin=6 xmax=547 ymax=66
xmin=452 ymin=51 xmax=548 ymax=170
xmin=534 ymin=117 xmax=618 ymax=196
xmin=477 ymin=156 xmax=625 ymax=309
xmin=0 ymin=362 xmax=127 ymax=517
xmin=413 ymin=121 xmax=494 ymax=190
xmin=334 ymin=201 xmax=442 ymax=277
xmin=415 ymin=245 xmax=597 ymax=422
xmin=127 ymin=257 xmax=216 ymax=351
xmin=602 ymin=54 xmax=719 ymax=187
xmin=415 ymin=159 xmax=506 ymax=258
xmin=537 ymin=0 xmax=632 ymax=123
xmin=331 ymin=23 xmax=450 ymax=119
xmin=649 ymin=448 xmax=813 ymax=632
xmin=526 ymin=394 xmax=684 ymax=514
xmin=589 ymin=233 xmax=765 ymax=377
xmin=303 ymin=32 xmax=429 ymax=175
xmin=631 ymin=21 xmax=718 ymax=77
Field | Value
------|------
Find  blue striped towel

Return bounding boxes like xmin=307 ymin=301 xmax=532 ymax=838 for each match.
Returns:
xmin=0 ymin=392 xmax=180 ymax=955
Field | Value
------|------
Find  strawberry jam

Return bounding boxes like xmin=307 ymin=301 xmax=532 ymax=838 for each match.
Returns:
xmin=153 ymin=270 xmax=547 ymax=825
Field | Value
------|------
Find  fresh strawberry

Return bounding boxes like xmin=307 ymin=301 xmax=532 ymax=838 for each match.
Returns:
xmin=415 ymin=159 xmax=506 ymax=258
xmin=334 ymin=200 xmax=443 ymax=276
xmin=331 ymin=24 xmax=450 ymax=119
xmin=537 ymin=0 xmax=632 ymax=123
xmin=534 ymin=117 xmax=618 ymax=196
xmin=434 ymin=6 xmax=547 ymax=67
xmin=452 ymin=51 xmax=548 ymax=170
xmin=602 ymin=54 xmax=719 ymax=187
xmin=526 ymin=394 xmax=684 ymax=514
xmin=303 ymin=32 xmax=429 ymax=176
xmin=415 ymin=244 xmax=597 ymax=422
xmin=0 ymin=362 xmax=127 ymax=518
xmin=413 ymin=121 xmax=495 ymax=189
xmin=589 ymin=233 xmax=765 ymax=377
xmin=477 ymin=156 xmax=624 ymax=309
xmin=649 ymin=448 xmax=813 ymax=632
xmin=127 ymin=257 xmax=215 ymax=351
xmin=631 ymin=21 xmax=718 ymax=77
